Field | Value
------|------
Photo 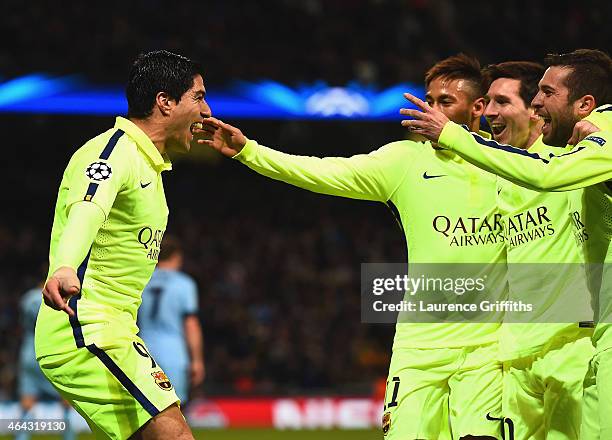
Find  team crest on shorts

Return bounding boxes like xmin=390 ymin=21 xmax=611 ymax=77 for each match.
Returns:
xmin=151 ymin=371 xmax=173 ymax=391
xmin=382 ymin=411 xmax=391 ymax=435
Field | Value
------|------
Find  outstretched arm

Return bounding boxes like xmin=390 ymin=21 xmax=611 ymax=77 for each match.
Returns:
xmin=400 ymin=94 xmax=612 ymax=191
xmin=196 ymin=117 xmax=415 ymax=202
xmin=437 ymin=122 xmax=611 ymax=191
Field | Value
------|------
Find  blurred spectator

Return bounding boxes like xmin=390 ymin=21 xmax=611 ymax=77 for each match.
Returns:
xmin=139 ymin=236 xmax=205 ymax=405
xmin=1 ymin=0 xmax=609 ymax=86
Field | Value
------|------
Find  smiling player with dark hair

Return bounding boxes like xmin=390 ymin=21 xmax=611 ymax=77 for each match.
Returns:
xmin=35 ymin=50 xmax=212 ymax=440
xmin=401 ymin=48 xmax=612 ymax=439
xmin=197 ymin=54 xmax=506 ymax=439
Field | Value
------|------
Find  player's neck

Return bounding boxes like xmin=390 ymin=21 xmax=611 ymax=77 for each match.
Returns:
xmin=157 ymin=261 xmax=179 ymax=270
xmin=525 ymin=118 xmax=545 ymax=150
xmin=129 ymin=117 xmax=168 ymax=155
xmin=524 ymin=130 xmax=541 ymax=150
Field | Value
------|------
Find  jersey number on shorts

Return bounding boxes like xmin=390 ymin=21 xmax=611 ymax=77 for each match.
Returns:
xmin=133 ymin=341 xmax=157 ymax=369
xmin=383 ymin=376 xmax=400 ymax=410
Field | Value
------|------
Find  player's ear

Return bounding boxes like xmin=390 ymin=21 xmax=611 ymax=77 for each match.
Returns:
xmin=528 ymin=107 xmax=541 ymax=124
xmin=472 ymin=97 xmax=486 ymax=118
xmin=574 ymin=95 xmax=596 ymax=118
xmin=155 ymin=92 xmax=174 ymax=116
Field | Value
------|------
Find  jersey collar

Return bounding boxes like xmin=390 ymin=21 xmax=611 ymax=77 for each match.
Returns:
xmin=114 ymin=117 xmax=173 ymax=172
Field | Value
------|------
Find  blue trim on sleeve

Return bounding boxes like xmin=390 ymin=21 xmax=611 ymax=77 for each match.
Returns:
xmin=551 ymin=146 xmax=586 ymax=158
xmin=86 ymin=344 xmax=160 ymax=417
xmin=83 ymin=182 xmax=98 ymax=202
xmin=99 ymin=129 xmax=124 ymax=160
xmin=463 ymin=126 xmax=549 ymax=163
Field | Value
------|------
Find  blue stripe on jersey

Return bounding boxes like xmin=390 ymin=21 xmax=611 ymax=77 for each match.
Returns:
xmin=99 ymin=129 xmax=124 ymax=160
xmin=596 ymin=105 xmax=612 ymax=113
xmin=553 ymin=146 xmax=586 ymax=158
xmin=86 ymin=344 xmax=160 ymax=417
xmin=76 ymin=247 xmax=92 ymax=285
xmin=69 ymin=248 xmax=92 ymax=348
xmin=68 ymin=294 xmax=84 ymax=348
xmin=83 ymin=182 xmax=98 ymax=202
xmin=460 ymin=125 xmax=550 ymax=163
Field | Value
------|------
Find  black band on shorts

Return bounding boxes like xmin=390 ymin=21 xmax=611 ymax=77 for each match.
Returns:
xmin=87 ymin=343 xmax=160 ymax=417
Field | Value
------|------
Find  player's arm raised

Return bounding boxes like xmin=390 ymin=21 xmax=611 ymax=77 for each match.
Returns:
xmin=196 ymin=117 xmax=416 ymax=202
xmin=401 ymin=94 xmax=612 ymax=191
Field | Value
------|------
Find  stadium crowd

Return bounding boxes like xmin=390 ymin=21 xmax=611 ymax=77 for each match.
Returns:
xmin=2 ymin=0 xmax=610 ymax=86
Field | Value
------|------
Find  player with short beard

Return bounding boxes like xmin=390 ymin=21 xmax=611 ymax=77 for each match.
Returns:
xmin=481 ymin=60 xmax=594 ymax=439
xmin=400 ymin=48 xmax=612 ymax=439
xmin=199 ymin=54 xmax=506 ymax=439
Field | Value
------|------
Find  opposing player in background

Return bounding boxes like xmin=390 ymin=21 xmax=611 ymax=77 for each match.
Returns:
xmin=199 ymin=54 xmax=505 ymax=439
xmin=401 ymin=48 xmax=611 ymax=439
xmin=479 ymin=61 xmax=593 ymax=439
xmin=17 ymin=281 xmax=75 ymax=440
xmin=35 ymin=50 xmax=211 ymax=440
xmin=139 ymin=236 xmax=205 ymax=405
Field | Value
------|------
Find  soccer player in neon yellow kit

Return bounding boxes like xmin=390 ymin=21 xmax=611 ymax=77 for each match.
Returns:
xmin=400 ymin=49 xmax=611 ymax=439
xmin=199 ymin=55 xmax=505 ymax=439
xmin=35 ymin=50 xmax=211 ymax=440
xmin=477 ymin=60 xmax=594 ymax=439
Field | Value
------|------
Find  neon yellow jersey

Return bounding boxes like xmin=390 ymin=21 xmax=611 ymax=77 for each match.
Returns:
xmin=439 ymin=105 xmax=612 ymax=350
xmin=496 ymin=138 xmax=593 ymax=360
xmin=234 ymin=136 xmax=507 ymax=349
xmin=35 ymin=117 xmax=172 ymax=357
xmin=439 ymin=106 xmax=612 ymax=191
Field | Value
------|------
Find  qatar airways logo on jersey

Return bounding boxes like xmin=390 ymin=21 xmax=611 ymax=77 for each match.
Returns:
xmin=506 ymin=206 xmax=554 ymax=248
xmin=433 ymin=213 xmax=504 ymax=247
xmin=138 ymin=227 xmax=165 ymax=261
xmin=570 ymin=211 xmax=589 ymax=244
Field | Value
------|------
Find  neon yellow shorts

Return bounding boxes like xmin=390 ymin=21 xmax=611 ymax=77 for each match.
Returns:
xmin=502 ymin=334 xmax=593 ymax=440
xmin=382 ymin=343 xmax=502 ymax=439
xmin=582 ymin=347 xmax=612 ymax=440
xmin=38 ymin=337 xmax=179 ymax=440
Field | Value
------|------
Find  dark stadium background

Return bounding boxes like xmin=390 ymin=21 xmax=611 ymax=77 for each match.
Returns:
xmin=1 ymin=0 xmax=610 ymax=438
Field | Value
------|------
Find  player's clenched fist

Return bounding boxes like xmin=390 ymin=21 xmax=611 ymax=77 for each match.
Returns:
xmin=568 ymin=120 xmax=600 ymax=146
xmin=42 ymin=266 xmax=79 ymax=316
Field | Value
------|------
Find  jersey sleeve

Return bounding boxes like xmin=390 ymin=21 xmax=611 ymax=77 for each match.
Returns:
xmin=439 ymin=121 xmax=612 ymax=191
xmin=584 ymin=104 xmax=612 ymax=131
xmin=182 ymin=276 xmax=199 ymax=316
xmin=63 ymin=138 xmax=133 ymax=219
xmin=50 ymin=201 xmax=105 ymax=273
xmin=233 ymin=139 xmax=419 ymax=202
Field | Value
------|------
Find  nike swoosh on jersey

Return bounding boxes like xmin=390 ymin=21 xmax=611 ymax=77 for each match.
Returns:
xmin=422 ymin=172 xmax=446 ymax=179
xmin=140 ymin=181 xmax=152 ymax=188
